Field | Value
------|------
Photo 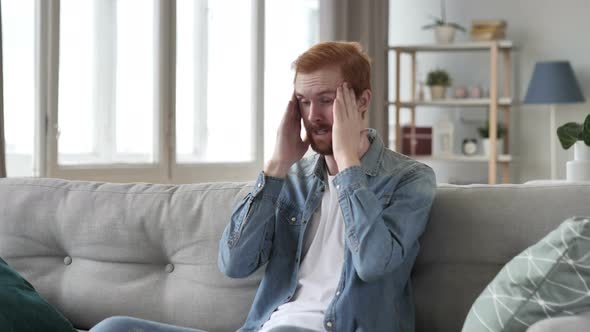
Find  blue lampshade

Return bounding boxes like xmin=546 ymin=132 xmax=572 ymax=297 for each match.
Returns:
xmin=524 ymin=61 xmax=585 ymax=104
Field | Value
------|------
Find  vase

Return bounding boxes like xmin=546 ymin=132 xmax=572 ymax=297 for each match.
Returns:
xmin=435 ymin=26 xmax=456 ymax=44
xmin=430 ymin=86 xmax=447 ymax=100
xmin=566 ymin=141 xmax=590 ymax=182
xmin=481 ymin=138 xmax=503 ymax=156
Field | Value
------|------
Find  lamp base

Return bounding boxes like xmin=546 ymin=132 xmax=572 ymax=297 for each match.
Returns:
xmin=567 ymin=142 xmax=590 ymax=182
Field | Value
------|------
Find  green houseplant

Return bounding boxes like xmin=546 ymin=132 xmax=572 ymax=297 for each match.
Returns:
xmin=426 ymin=69 xmax=451 ymax=100
xmin=477 ymin=122 xmax=506 ymax=156
xmin=557 ymin=114 xmax=590 ymax=181
xmin=477 ymin=122 xmax=507 ymax=139
xmin=557 ymin=113 xmax=590 ymax=149
xmin=422 ymin=0 xmax=466 ymax=43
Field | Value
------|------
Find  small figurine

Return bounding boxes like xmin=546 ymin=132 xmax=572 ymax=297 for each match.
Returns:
xmin=454 ymin=86 xmax=468 ymax=98
xmin=470 ymin=86 xmax=483 ymax=98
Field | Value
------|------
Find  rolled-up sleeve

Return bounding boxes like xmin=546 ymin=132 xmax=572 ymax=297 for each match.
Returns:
xmin=218 ymin=171 xmax=285 ymax=278
xmin=333 ymin=165 xmax=436 ymax=282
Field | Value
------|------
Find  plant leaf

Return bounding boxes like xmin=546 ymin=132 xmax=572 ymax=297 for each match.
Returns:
xmin=422 ymin=23 xmax=439 ymax=30
xmin=583 ymin=114 xmax=590 ymax=146
xmin=447 ymin=22 xmax=467 ymax=32
xmin=477 ymin=122 xmax=506 ymax=138
xmin=557 ymin=122 xmax=583 ymax=149
xmin=423 ymin=15 xmax=444 ymax=29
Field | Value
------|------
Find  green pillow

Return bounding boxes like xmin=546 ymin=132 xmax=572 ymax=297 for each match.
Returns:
xmin=463 ymin=216 xmax=590 ymax=332
xmin=0 ymin=257 xmax=76 ymax=332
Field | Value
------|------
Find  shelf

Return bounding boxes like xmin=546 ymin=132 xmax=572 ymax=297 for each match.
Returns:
xmin=412 ymin=154 xmax=513 ymax=163
xmin=390 ymin=40 xmax=513 ymax=53
xmin=388 ymin=39 xmax=514 ymax=184
xmin=391 ymin=97 xmax=512 ymax=108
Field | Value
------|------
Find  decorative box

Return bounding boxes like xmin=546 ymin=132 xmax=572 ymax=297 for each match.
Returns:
xmin=402 ymin=126 xmax=432 ymax=156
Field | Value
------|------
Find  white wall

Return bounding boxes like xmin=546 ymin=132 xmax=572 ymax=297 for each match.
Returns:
xmin=389 ymin=0 xmax=590 ymax=183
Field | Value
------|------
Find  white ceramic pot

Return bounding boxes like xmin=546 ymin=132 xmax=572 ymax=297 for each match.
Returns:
xmin=435 ymin=26 xmax=456 ymax=44
xmin=566 ymin=141 xmax=590 ymax=182
xmin=481 ymin=138 xmax=503 ymax=156
xmin=430 ymin=86 xmax=447 ymax=100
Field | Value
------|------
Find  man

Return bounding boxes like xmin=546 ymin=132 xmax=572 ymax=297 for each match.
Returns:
xmin=218 ymin=41 xmax=437 ymax=332
xmin=89 ymin=41 xmax=436 ymax=332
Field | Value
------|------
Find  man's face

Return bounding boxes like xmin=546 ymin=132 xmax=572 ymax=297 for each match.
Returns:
xmin=294 ymin=66 xmax=344 ymax=155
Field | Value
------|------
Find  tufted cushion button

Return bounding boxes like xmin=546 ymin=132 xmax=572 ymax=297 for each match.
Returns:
xmin=64 ymin=256 xmax=72 ymax=266
xmin=165 ymin=263 xmax=174 ymax=273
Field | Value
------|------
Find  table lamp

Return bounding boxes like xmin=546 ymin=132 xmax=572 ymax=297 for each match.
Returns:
xmin=524 ymin=61 xmax=585 ymax=179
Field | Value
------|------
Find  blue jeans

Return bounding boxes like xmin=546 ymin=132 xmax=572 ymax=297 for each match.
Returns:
xmin=89 ymin=316 xmax=319 ymax=332
xmin=89 ymin=317 xmax=204 ymax=332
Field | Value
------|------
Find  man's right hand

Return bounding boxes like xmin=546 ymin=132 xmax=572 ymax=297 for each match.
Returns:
xmin=264 ymin=93 xmax=310 ymax=178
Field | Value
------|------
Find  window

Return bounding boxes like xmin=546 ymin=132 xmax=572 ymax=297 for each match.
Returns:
xmin=58 ymin=0 xmax=156 ymax=165
xmin=264 ymin=0 xmax=319 ymax=160
xmin=176 ymin=0 xmax=254 ymax=163
xmin=2 ymin=0 xmax=319 ymax=183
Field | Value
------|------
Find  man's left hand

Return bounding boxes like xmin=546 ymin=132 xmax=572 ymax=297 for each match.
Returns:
xmin=332 ymin=82 xmax=364 ymax=171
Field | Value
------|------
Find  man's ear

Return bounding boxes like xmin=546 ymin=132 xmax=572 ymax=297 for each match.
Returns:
xmin=357 ymin=89 xmax=372 ymax=118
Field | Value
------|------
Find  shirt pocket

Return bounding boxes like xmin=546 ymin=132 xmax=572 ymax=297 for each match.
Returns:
xmin=277 ymin=200 xmax=304 ymax=226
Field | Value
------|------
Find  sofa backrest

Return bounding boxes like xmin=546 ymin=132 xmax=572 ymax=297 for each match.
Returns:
xmin=1 ymin=178 xmax=590 ymax=332
xmin=0 ymin=178 xmax=260 ymax=332
xmin=415 ymin=182 xmax=590 ymax=332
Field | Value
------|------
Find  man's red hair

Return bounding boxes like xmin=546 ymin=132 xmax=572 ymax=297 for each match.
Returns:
xmin=292 ymin=41 xmax=372 ymax=98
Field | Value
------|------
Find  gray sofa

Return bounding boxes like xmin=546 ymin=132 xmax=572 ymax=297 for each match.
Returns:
xmin=1 ymin=177 xmax=589 ymax=332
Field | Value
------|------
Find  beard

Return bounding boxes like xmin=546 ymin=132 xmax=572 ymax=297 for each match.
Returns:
xmin=303 ymin=121 xmax=333 ymax=155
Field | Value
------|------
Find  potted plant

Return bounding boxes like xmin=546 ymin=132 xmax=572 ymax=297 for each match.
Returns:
xmin=477 ymin=121 xmax=507 ymax=156
xmin=557 ymin=114 xmax=590 ymax=181
xmin=426 ymin=69 xmax=451 ymax=100
xmin=422 ymin=0 xmax=466 ymax=44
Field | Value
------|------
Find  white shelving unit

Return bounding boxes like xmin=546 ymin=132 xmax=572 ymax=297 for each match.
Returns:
xmin=388 ymin=40 xmax=514 ymax=184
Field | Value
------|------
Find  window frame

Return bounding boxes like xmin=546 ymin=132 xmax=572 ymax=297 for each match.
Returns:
xmin=40 ymin=0 xmax=265 ymax=183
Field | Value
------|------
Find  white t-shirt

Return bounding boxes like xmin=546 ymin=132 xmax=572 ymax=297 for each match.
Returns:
xmin=260 ymin=175 xmax=345 ymax=332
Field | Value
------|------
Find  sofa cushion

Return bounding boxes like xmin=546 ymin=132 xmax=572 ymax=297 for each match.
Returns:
xmin=462 ymin=216 xmax=590 ymax=332
xmin=0 ymin=257 xmax=76 ymax=332
xmin=0 ymin=178 xmax=261 ymax=332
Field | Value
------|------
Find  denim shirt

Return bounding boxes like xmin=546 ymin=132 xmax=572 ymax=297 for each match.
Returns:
xmin=218 ymin=129 xmax=436 ymax=332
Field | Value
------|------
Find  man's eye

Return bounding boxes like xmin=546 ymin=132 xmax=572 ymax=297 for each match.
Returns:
xmin=300 ymin=100 xmax=311 ymax=106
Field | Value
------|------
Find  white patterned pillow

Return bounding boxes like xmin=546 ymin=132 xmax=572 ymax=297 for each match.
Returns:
xmin=462 ymin=216 xmax=590 ymax=332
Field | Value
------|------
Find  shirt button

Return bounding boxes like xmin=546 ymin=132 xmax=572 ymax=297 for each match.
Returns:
xmin=64 ymin=256 xmax=72 ymax=265
xmin=326 ymin=321 xmax=333 ymax=328
xmin=336 ymin=185 xmax=340 ymax=190
xmin=336 ymin=290 xmax=341 ymax=296
xmin=257 ymin=183 xmax=262 ymax=188
xmin=165 ymin=264 xmax=174 ymax=273
xmin=291 ymin=217 xmax=296 ymax=222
